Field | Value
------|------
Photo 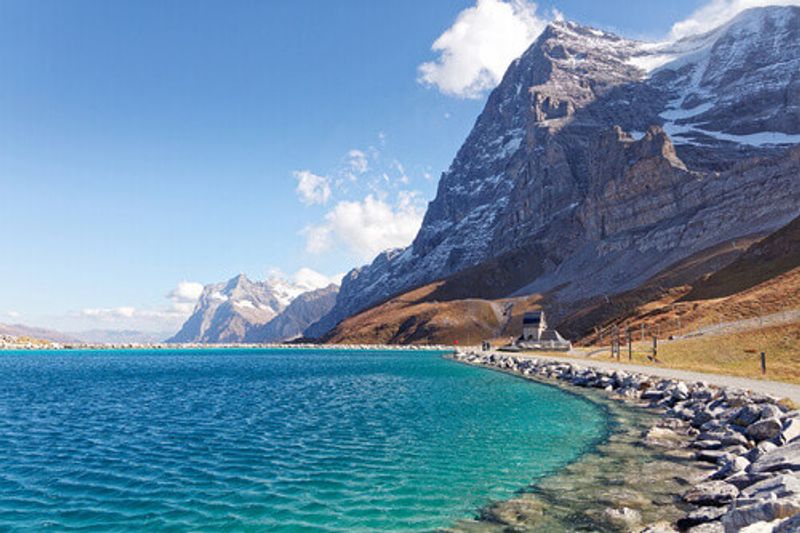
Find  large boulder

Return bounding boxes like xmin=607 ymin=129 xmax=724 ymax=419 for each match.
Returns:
xmin=721 ymin=497 xmax=800 ymax=531
xmin=683 ymin=481 xmax=739 ymax=506
xmin=747 ymin=418 xmax=783 ymax=442
xmin=741 ymin=474 xmax=800 ymax=500
xmin=750 ymin=440 xmax=800 ymax=474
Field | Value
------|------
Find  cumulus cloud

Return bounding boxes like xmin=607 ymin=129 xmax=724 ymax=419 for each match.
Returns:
xmin=167 ymin=281 xmax=204 ymax=314
xmin=292 ymin=267 xmax=343 ymax=290
xmin=303 ymin=193 xmax=425 ymax=261
xmin=78 ymin=280 xmax=205 ymax=328
xmin=418 ymin=0 xmax=548 ymax=98
xmin=294 ymin=170 xmax=331 ymax=205
xmin=669 ymin=0 xmax=800 ymax=39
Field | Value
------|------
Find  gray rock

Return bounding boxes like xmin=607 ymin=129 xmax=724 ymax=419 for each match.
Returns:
xmin=603 ymin=506 xmax=641 ymax=528
xmin=774 ymin=514 xmax=800 ymax=532
xmin=761 ymin=404 xmax=784 ymax=420
xmin=677 ymin=507 xmax=726 ymax=529
xmin=642 ymin=390 xmax=665 ymax=401
xmin=693 ymin=410 xmax=716 ymax=428
xmin=711 ymin=456 xmax=749 ymax=480
xmin=673 ymin=382 xmax=690 ymax=401
xmin=686 ymin=522 xmax=724 ymax=533
xmin=697 ymin=450 xmax=730 ymax=464
xmin=781 ymin=418 xmax=800 ymax=444
xmin=644 ymin=426 xmax=684 ymax=449
xmin=741 ymin=474 xmax=800 ymax=499
xmin=683 ymin=481 xmax=739 ymax=506
xmin=721 ymin=496 xmax=800 ymax=531
xmin=750 ymin=440 xmax=800 ymax=474
xmin=694 ymin=439 xmax=724 ymax=451
xmin=731 ymin=405 xmax=763 ymax=427
xmin=747 ymin=418 xmax=783 ymax=442
xmin=724 ymin=471 xmax=771 ymax=490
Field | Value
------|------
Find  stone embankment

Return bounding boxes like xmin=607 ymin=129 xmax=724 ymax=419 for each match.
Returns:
xmin=454 ymin=351 xmax=800 ymax=532
xmin=0 ymin=342 xmax=451 ymax=351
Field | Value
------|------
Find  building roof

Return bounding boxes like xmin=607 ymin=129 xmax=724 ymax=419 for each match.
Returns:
xmin=523 ymin=311 xmax=544 ymax=325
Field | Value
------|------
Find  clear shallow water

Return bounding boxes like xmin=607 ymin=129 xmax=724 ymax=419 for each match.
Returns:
xmin=0 ymin=349 xmax=607 ymax=531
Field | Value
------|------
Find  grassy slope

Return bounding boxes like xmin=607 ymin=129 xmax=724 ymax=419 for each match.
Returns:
xmin=327 ymin=215 xmax=800 ymax=382
xmin=324 ymin=282 xmax=544 ymax=346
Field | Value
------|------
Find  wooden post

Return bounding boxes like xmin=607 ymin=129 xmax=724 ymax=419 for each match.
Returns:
xmin=761 ymin=352 xmax=766 ymax=375
xmin=640 ymin=323 xmax=645 ymax=342
xmin=627 ymin=329 xmax=632 ymax=361
xmin=652 ymin=336 xmax=658 ymax=361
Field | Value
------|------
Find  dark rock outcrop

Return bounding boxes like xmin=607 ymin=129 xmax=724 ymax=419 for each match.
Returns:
xmin=308 ymin=7 xmax=800 ymax=338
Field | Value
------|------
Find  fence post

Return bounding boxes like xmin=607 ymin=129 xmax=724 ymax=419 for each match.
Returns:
xmin=652 ymin=336 xmax=658 ymax=361
xmin=761 ymin=352 xmax=766 ymax=375
xmin=627 ymin=329 xmax=632 ymax=361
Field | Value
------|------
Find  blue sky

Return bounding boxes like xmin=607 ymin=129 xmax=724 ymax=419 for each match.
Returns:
xmin=1 ymin=0 xmax=774 ymax=333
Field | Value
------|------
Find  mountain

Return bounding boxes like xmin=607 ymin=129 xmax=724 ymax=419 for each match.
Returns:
xmin=71 ymin=330 xmax=176 ymax=344
xmin=0 ymin=323 xmax=81 ymax=344
xmin=244 ymin=284 xmax=338 ymax=343
xmin=307 ymin=6 xmax=800 ymax=340
xmin=168 ymin=274 xmax=338 ymax=343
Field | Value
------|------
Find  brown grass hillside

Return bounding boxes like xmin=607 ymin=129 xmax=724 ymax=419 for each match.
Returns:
xmin=325 ymin=215 xmax=800 ymax=360
xmin=569 ymin=215 xmax=800 ymax=345
xmin=325 ymin=282 xmax=543 ymax=345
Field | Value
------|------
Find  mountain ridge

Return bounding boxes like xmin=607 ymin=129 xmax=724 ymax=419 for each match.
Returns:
xmin=307 ymin=6 xmax=800 ymax=340
xmin=169 ymin=274 xmax=338 ymax=343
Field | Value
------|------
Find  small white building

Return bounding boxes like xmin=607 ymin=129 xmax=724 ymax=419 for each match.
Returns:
xmin=519 ymin=310 xmax=571 ymax=351
xmin=522 ymin=311 xmax=547 ymax=341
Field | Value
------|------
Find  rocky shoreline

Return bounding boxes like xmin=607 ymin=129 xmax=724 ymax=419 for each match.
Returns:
xmin=0 ymin=341 xmax=451 ymax=351
xmin=452 ymin=351 xmax=800 ymax=532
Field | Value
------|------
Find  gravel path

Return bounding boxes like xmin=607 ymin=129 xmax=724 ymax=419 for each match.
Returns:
xmin=512 ymin=353 xmax=800 ymax=404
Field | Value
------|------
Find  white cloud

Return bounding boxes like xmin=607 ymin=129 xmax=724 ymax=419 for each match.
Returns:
xmin=167 ymin=281 xmax=204 ymax=314
xmin=347 ymin=149 xmax=369 ymax=174
xmin=294 ymin=170 xmax=331 ymax=206
xmin=303 ymin=193 xmax=425 ymax=261
xmin=76 ymin=280 xmax=205 ymax=329
xmin=6 ymin=311 xmax=20 ymax=319
xmin=168 ymin=281 xmax=203 ymax=303
xmin=418 ymin=0 xmax=548 ymax=98
xmin=669 ymin=0 xmax=800 ymax=39
xmin=292 ymin=267 xmax=342 ymax=290
xmin=82 ymin=306 xmax=137 ymax=319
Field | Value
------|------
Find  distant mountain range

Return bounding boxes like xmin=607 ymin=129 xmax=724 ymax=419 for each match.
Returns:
xmin=167 ymin=274 xmax=338 ymax=343
xmin=71 ymin=330 xmax=176 ymax=344
xmin=0 ymin=323 xmax=81 ymax=344
xmin=305 ymin=6 xmax=800 ymax=343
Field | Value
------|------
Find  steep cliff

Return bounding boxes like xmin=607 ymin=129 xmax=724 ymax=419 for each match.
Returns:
xmin=307 ymin=6 xmax=800 ymax=339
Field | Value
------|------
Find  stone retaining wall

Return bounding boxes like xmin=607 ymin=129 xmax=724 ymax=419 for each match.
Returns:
xmin=453 ymin=351 xmax=800 ymax=532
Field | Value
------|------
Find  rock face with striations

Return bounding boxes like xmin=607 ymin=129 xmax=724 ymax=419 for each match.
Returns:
xmin=306 ymin=6 xmax=800 ymax=338
xmin=168 ymin=274 xmax=337 ymax=344
xmin=244 ymin=284 xmax=338 ymax=343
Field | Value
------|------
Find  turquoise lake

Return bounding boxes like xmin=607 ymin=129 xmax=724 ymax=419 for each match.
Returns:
xmin=0 ymin=349 xmax=608 ymax=531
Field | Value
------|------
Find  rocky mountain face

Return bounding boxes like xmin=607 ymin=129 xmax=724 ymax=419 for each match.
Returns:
xmin=168 ymin=274 xmax=338 ymax=343
xmin=245 ymin=284 xmax=338 ymax=343
xmin=307 ymin=6 xmax=800 ymax=339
